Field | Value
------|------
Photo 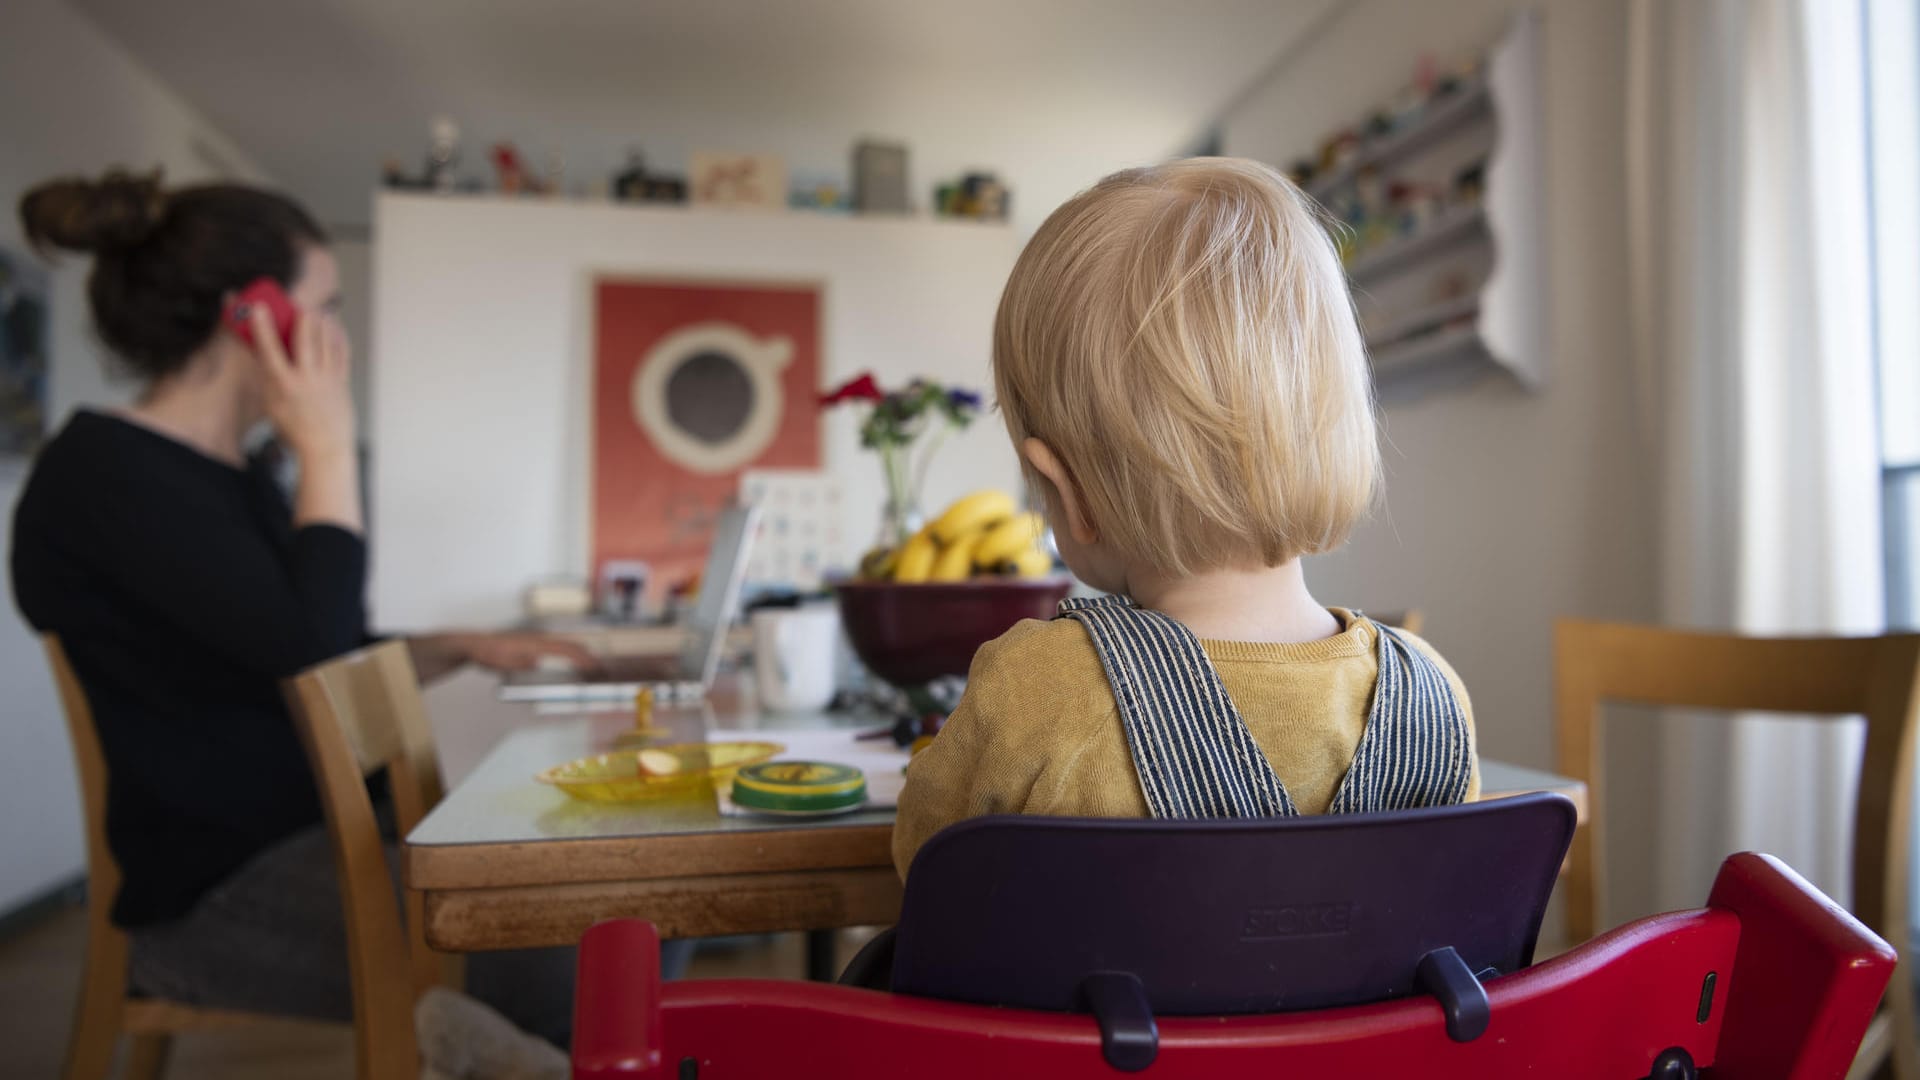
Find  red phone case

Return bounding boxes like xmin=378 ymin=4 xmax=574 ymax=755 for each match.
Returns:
xmin=228 ymin=278 xmax=299 ymax=353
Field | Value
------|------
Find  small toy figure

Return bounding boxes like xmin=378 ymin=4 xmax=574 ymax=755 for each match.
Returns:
xmin=380 ymin=158 xmax=419 ymax=190
xmin=492 ymin=142 xmax=533 ymax=194
xmin=612 ymin=149 xmax=688 ymax=204
xmin=932 ymin=172 xmax=1011 ymax=221
xmin=1453 ymin=162 xmax=1487 ymax=206
xmin=964 ymin=173 xmax=1010 ymax=221
xmin=380 ymin=115 xmax=468 ymax=191
xmin=425 ymin=115 xmax=462 ymax=191
xmin=613 ymin=150 xmax=649 ymax=201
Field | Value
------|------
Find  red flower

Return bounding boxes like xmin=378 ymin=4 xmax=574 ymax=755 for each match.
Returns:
xmin=819 ymin=372 xmax=884 ymax=407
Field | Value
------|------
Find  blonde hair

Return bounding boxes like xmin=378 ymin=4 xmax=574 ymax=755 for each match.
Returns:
xmin=992 ymin=157 xmax=1379 ymax=577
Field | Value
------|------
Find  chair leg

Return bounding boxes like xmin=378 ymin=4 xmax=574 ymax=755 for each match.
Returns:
xmin=806 ymin=929 xmax=837 ymax=982
xmin=1888 ymin=959 xmax=1920 ymax=1080
xmin=124 ymin=1034 xmax=172 ymax=1080
xmin=64 ymin=918 xmax=130 ymax=1080
xmin=1845 ymin=1012 xmax=1892 ymax=1080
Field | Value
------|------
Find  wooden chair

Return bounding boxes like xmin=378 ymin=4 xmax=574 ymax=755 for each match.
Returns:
xmin=284 ymin=640 xmax=462 ymax=1080
xmin=1554 ymin=619 xmax=1920 ymax=1080
xmin=45 ymin=636 xmax=277 ymax=1080
xmin=1371 ymin=609 xmax=1425 ymax=635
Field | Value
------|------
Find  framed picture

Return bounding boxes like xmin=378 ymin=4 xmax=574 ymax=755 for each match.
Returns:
xmin=689 ymin=152 xmax=787 ymax=210
xmin=739 ymin=468 xmax=844 ymax=592
xmin=0 ymin=247 xmax=49 ymax=457
xmin=592 ymin=277 xmax=822 ymax=597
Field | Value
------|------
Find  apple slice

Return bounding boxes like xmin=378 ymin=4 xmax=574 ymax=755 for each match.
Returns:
xmin=636 ymin=749 xmax=681 ymax=777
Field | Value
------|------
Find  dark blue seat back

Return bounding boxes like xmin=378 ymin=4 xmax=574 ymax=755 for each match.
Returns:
xmin=890 ymin=793 xmax=1577 ymax=1016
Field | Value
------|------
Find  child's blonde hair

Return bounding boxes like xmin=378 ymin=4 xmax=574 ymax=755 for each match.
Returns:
xmin=993 ymin=157 xmax=1379 ymax=576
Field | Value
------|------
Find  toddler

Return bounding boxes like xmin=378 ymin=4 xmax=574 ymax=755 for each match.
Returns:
xmin=894 ymin=158 xmax=1479 ymax=877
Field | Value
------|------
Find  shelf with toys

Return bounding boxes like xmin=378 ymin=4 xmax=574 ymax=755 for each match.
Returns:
xmin=1305 ymin=80 xmax=1494 ymax=206
xmin=379 ymin=128 xmax=1015 ymax=226
xmin=1344 ymin=204 xmax=1487 ymax=285
xmin=1370 ymin=323 xmax=1483 ymax=378
xmin=1364 ymin=293 xmax=1481 ymax=354
xmin=1288 ymin=10 xmax=1546 ymax=398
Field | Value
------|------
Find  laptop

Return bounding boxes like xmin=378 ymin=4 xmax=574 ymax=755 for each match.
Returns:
xmin=499 ymin=504 xmax=760 ymax=703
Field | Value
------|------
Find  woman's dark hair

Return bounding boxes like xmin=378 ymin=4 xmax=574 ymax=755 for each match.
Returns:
xmin=18 ymin=168 xmax=326 ymax=381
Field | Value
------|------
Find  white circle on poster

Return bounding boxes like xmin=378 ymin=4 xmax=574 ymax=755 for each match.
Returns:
xmin=632 ymin=321 xmax=791 ymax=474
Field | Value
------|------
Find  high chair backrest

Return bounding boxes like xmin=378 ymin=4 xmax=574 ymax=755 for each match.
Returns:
xmin=284 ymin=640 xmax=451 ymax=1080
xmin=891 ymin=793 xmax=1575 ymax=1025
xmin=572 ymin=852 xmax=1895 ymax=1079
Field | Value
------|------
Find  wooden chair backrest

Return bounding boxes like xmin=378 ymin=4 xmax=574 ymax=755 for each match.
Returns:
xmin=284 ymin=640 xmax=451 ymax=1080
xmin=1370 ymin=610 xmax=1425 ymax=636
xmin=1554 ymin=618 xmax=1920 ymax=954
xmin=44 ymin=637 xmax=123 ymax=928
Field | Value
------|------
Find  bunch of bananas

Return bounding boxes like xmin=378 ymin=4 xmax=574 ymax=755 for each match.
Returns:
xmin=859 ymin=491 xmax=1053 ymax=583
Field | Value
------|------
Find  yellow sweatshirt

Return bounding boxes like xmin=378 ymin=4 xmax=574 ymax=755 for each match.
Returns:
xmin=892 ymin=608 xmax=1479 ymax=878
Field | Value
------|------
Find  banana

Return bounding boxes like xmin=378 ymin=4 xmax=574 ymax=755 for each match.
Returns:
xmin=930 ymin=532 xmax=984 ymax=581
xmin=893 ymin=530 xmax=938 ymax=583
xmin=973 ymin=512 xmax=1045 ymax=567
xmin=1007 ymin=548 xmax=1053 ymax=579
xmin=930 ymin=490 xmax=1018 ymax=544
xmin=858 ymin=546 xmax=899 ymax=581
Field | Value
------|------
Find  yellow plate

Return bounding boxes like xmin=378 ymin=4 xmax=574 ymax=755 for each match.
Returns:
xmin=536 ymin=741 xmax=785 ymax=802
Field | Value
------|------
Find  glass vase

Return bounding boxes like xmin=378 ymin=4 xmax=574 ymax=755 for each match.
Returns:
xmin=875 ymin=496 xmax=924 ymax=551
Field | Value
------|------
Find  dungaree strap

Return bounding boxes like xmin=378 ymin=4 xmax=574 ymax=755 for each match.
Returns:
xmin=1057 ymin=596 xmax=1296 ymax=819
xmin=1327 ymin=622 xmax=1476 ymax=813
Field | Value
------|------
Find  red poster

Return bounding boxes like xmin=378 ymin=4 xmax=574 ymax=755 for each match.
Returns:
xmin=592 ymin=278 xmax=821 ymax=594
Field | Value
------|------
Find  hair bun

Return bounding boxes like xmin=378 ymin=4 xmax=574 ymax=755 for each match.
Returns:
xmin=18 ymin=169 xmax=165 ymax=255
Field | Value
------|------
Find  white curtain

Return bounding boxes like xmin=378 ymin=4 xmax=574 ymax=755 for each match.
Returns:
xmin=1627 ymin=0 xmax=1884 ymax=912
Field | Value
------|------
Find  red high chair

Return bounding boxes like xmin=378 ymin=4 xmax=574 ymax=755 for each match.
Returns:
xmin=573 ymin=801 xmax=1892 ymax=1078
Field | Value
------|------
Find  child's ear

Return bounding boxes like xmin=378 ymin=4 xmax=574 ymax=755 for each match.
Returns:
xmin=1021 ymin=438 xmax=1099 ymax=546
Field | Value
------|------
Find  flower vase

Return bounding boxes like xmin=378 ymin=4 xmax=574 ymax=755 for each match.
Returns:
xmin=875 ymin=497 xmax=924 ymax=551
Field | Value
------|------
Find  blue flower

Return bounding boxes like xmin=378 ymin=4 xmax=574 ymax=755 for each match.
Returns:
xmin=947 ymin=388 xmax=983 ymax=411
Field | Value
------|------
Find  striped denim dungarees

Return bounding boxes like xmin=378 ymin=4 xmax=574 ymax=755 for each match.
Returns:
xmin=1057 ymin=596 xmax=1473 ymax=818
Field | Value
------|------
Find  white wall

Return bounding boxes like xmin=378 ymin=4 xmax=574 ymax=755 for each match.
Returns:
xmin=330 ymin=237 xmax=376 ymax=435
xmin=371 ymin=193 xmax=1027 ymax=629
xmin=1219 ymin=2 xmax=1663 ymax=915
xmin=0 ymin=0 xmax=267 ymax=913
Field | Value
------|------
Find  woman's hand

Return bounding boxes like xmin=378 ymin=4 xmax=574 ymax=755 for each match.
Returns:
xmin=250 ymin=305 xmax=363 ymax=532
xmin=250 ymin=304 xmax=355 ymax=463
xmin=408 ymin=633 xmax=603 ymax=684
xmin=461 ymin=633 xmax=602 ymax=675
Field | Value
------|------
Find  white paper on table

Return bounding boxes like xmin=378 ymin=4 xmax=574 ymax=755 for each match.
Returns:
xmin=709 ymin=727 xmax=911 ymax=808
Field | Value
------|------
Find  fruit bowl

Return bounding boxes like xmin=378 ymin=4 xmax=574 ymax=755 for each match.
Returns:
xmin=835 ymin=578 xmax=1073 ymax=687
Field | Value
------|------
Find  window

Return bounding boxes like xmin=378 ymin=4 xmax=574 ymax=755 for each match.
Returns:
xmin=1867 ymin=0 xmax=1920 ymax=629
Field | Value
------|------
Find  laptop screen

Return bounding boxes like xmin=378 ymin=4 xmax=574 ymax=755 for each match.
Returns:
xmin=676 ymin=503 xmax=760 ymax=684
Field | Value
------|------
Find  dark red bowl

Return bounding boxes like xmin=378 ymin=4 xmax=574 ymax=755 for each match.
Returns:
xmin=835 ymin=578 xmax=1073 ymax=687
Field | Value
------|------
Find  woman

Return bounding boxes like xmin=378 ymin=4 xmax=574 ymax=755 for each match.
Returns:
xmin=12 ymin=169 xmax=585 ymax=1042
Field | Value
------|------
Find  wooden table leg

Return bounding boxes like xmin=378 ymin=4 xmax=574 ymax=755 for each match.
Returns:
xmin=806 ymin=929 xmax=838 ymax=982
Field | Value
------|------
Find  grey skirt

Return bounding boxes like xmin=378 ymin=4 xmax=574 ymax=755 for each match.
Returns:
xmin=126 ymin=824 xmax=579 ymax=1047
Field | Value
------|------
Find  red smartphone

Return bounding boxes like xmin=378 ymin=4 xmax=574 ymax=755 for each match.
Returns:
xmin=226 ymin=277 xmax=299 ymax=354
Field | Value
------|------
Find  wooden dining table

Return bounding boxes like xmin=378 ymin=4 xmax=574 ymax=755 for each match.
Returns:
xmin=406 ymin=674 xmax=1588 ymax=978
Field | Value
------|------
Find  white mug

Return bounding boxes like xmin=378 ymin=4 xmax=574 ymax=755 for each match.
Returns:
xmin=751 ymin=606 xmax=840 ymax=712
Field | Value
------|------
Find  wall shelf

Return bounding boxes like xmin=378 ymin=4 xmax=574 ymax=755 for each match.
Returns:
xmin=1371 ymin=323 xmax=1484 ymax=376
xmin=1366 ymin=293 xmax=1481 ymax=352
xmin=1345 ymin=205 xmax=1488 ymax=284
xmin=1294 ymin=9 xmax=1546 ymax=399
xmin=1308 ymin=81 xmax=1494 ymax=204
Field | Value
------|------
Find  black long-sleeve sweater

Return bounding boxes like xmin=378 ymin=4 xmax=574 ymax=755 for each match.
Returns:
xmin=11 ymin=410 xmax=368 ymax=925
